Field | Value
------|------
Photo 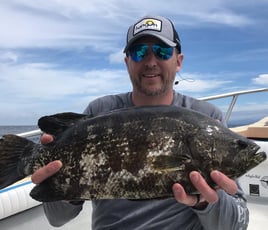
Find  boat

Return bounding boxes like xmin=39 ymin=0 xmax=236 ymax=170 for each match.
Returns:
xmin=0 ymin=88 xmax=268 ymax=229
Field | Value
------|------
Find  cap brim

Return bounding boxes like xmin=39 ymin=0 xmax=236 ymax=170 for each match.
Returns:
xmin=123 ymin=32 xmax=177 ymax=53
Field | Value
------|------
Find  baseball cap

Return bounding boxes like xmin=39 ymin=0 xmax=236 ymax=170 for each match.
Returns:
xmin=123 ymin=15 xmax=181 ymax=53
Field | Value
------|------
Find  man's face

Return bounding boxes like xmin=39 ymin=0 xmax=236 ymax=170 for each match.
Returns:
xmin=125 ymin=36 xmax=183 ymax=97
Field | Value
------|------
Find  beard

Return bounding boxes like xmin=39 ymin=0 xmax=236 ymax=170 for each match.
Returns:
xmin=131 ymin=75 xmax=174 ymax=96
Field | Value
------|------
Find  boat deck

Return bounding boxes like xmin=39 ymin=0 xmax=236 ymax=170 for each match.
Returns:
xmin=0 ymin=202 xmax=92 ymax=230
xmin=230 ymin=116 xmax=268 ymax=139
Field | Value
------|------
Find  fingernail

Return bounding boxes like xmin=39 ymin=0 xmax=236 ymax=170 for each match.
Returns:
xmin=172 ymin=184 xmax=181 ymax=196
xmin=190 ymin=172 xmax=199 ymax=183
xmin=212 ymin=170 xmax=220 ymax=180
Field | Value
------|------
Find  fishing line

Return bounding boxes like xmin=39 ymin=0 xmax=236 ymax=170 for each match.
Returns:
xmin=174 ymin=72 xmax=195 ymax=85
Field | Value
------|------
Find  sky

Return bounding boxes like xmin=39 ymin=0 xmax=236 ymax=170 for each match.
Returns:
xmin=0 ymin=0 xmax=268 ymax=125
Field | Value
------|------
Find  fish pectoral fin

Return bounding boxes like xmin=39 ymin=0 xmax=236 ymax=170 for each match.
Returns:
xmin=157 ymin=167 xmax=183 ymax=173
xmin=152 ymin=155 xmax=186 ymax=171
xmin=38 ymin=112 xmax=90 ymax=136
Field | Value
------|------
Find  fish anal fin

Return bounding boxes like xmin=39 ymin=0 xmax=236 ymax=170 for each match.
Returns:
xmin=30 ymin=180 xmax=66 ymax=202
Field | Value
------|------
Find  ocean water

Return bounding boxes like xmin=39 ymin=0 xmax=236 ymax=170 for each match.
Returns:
xmin=0 ymin=125 xmax=40 ymax=142
xmin=0 ymin=125 xmax=38 ymax=136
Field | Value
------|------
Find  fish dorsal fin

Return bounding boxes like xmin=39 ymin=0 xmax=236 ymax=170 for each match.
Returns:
xmin=38 ymin=112 xmax=89 ymax=136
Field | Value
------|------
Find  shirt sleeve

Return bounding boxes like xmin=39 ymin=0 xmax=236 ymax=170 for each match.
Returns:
xmin=193 ymin=181 xmax=249 ymax=230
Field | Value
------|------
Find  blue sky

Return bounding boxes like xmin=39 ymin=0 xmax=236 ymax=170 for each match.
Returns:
xmin=0 ymin=0 xmax=268 ymax=125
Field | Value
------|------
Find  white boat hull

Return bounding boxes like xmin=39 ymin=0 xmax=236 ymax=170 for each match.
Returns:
xmin=238 ymin=140 xmax=268 ymax=198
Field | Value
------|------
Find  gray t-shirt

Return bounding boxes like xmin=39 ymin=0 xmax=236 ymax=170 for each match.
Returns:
xmin=43 ymin=92 xmax=249 ymax=230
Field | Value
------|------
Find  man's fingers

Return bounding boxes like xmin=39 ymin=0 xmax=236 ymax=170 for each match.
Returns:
xmin=173 ymin=171 xmax=239 ymax=207
xmin=31 ymin=160 xmax=62 ymax=184
xmin=210 ymin=170 xmax=238 ymax=195
xmin=172 ymin=183 xmax=198 ymax=206
xmin=40 ymin=133 xmax=54 ymax=145
xmin=189 ymin=171 xmax=218 ymax=203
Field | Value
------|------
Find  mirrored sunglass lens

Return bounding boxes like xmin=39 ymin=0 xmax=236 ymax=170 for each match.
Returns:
xmin=129 ymin=45 xmax=148 ymax=62
xmin=152 ymin=45 xmax=173 ymax=60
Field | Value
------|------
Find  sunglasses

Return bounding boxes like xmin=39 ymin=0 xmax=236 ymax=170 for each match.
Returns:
xmin=128 ymin=44 xmax=174 ymax=62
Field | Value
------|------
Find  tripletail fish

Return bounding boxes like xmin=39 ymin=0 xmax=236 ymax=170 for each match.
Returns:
xmin=0 ymin=106 xmax=266 ymax=202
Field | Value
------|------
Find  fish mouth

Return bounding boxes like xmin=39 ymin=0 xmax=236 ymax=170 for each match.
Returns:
xmin=251 ymin=145 xmax=267 ymax=163
xmin=255 ymin=151 xmax=267 ymax=162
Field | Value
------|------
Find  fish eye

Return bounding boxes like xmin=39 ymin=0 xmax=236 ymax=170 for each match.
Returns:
xmin=236 ymin=139 xmax=248 ymax=149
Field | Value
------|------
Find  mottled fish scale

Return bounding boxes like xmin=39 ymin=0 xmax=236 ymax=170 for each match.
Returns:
xmin=0 ymin=105 xmax=266 ymax=202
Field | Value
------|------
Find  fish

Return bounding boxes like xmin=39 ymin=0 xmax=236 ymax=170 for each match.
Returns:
xmin=0 ymin=105 xmax=266 ymax=202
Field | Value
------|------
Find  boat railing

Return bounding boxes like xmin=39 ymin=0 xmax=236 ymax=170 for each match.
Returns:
xmin=17 ymin=129 xmax=42 ymax=138
xmin=12 ymin=87 xmax=268 ymax=138
xmin=198 ymin=88 xmax=268 ymax=124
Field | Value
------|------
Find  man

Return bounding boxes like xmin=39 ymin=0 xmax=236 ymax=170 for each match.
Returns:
xmin=32 ymin=15 xmax=249 ymax=229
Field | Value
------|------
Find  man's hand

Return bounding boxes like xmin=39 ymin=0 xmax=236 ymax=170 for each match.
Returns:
xmin=41 ymin=133 xmax=54 ymax=144
xmin=172 ymin=170 xmax=238 ymax=207
xmin=31 ymin=134 xmax=62 ymax=184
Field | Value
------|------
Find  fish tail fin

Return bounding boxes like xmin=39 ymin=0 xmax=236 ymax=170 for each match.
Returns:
xmin=0 ymin=134 xmax=36 ymax=189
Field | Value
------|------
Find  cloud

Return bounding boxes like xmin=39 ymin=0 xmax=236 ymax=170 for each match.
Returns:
xmin=0 ymin=0 xmax=267 ymax=125
xmin=178 ymin=79 xmax=229 ymax=92
xmin=0 ymin=62 xmax=131 ymax=101
xmin=225 ymin=102 xmax=268 ymax=124
xmin=0 ymin=0 xmax=256 ymax=50
xmin=176 ymin=72 xmax=231 ymax=93
xmin=109 ymin=49 xmax=125 ymax=64
xmin=252 ymin=74 xmax=268 ymax=86
xmin=0 ymin=51 xmax=18 ymax=63
xmin=0 ymin=59 xmax=232 ymax=124
xmin=0 ymin=1 xmax=126 ymax=50
xmin=0 ymin=61 xmax=132 ymax=124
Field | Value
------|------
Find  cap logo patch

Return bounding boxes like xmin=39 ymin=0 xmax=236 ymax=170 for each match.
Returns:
xmin=134 ymin=18 xmax=162 ymax=35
